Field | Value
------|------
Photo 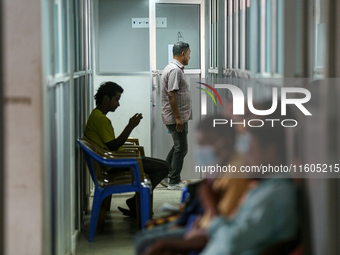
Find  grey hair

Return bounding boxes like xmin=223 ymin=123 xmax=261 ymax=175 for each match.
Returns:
xmin=173 ymin=41 xmax=190 ymax=56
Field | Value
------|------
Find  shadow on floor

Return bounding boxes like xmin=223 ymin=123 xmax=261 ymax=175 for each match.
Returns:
xmin=76 ymin=187 xmax=182 ymax=255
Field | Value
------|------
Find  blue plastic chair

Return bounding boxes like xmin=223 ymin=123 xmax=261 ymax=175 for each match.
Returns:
xmin=77 ymin=138 xmax=151 ymax=242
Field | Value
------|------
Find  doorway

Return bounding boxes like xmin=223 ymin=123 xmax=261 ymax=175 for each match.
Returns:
xmin=150 ymin=0 xmax=205 ymax=180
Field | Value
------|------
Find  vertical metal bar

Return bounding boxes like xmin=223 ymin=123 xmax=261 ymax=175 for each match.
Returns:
xmin=66 ymin=0 xmax=77 ymax=252
xmin=84 ymin=0 xmax=89 ymax=128
xmin=235 ymin=0 xmax=239 ymax=69
xmin=149 ymin=0 xmax=156 ymax=70
xmin=326 ymin=0 xmax=336 ymax=77
xmin=229 ymin=0 xmax=233 ymax=68
xmin=0 ymin=0 xmax=3 ymax=253
xmin=58 ymin=1 xmax=64 ymax=73
xmin=314 ymin=0 xmax=319 ymax=72
xmin=85 ymin=0 xmax=89 ymax=71
xmin=149 ymin=0 xmax=156 ymax=156
xmin=271 ymin=0 xmax=277 ymax=74
xmin=49 ymin=0 xmax=55 ymax=76
xmin=214 ymin=0 xmax=217 ymax=68
xmin=261 ymin=0 xmax=266 ymax=73
xmin=224 ymin=0 xmax=228 ymax=69
xmin=80 ymin=0 xmax=85 ymax=71
xmin=242 ymin=0 xmax=246 ymax=70
xmin=209 ymin=0 xmax=212 ymax=68
xmin=326 ymin=2 xmax=340 ymax=254
xmin=201 ymin=0 xmax=206 ymax=77
xmin=88 ymin=0 xmax=92 ymax=72
xmin=283 ymin=0 xmax=296 ymax=78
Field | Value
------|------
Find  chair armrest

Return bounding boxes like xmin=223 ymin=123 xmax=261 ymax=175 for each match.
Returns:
xmin=104 ymin=150 xmax=140 ymax=158
xmin=126 ymin=137 xmax=139 ymax=145
xmin=115 ymin=137 xmax=140 ymax=145
xmin=79 ymin=137 xmax=147 ymax=182
xmin=82 ymin=136 xmax=139 ymax=158
xmin=122 ymin=145 xmax=145 ymax=156
xmin=92 ymin=157 xmax=146 ymax=184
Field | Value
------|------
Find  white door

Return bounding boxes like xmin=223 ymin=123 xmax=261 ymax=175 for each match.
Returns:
xmin=150 ymin=0 xmax=206 ymax=180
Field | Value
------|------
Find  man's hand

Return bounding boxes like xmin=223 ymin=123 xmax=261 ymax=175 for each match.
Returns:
xmin=128 ymin=113 xmax=143 ymax=128
xmin=175 ymin=117 xmax=184 ymax=132
xmin=106 ymin=113 xmax=143 ymax=151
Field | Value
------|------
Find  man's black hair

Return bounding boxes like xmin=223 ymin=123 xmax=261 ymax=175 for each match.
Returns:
xmin=196 ymin=115 xmax=236 ymax=145
xmin=173 ymin=41 xmax=190 ymax=56
xmin=94 ymin=81 xmax=123 ymax=106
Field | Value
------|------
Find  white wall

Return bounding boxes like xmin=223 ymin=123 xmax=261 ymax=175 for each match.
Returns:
xmin=3 ymin=0 xmax=43 ymax=254
xmin=93 ymin=75 xmax=152 ymax=155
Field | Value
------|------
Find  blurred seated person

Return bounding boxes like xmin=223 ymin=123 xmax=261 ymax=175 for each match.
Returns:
xmin=135 ymin=116 xmax=249 ymax=255
xmin=143 ymin=119 xmax=299 ymax=255
xmin=84 ymin=81 xmax=169 ymax=217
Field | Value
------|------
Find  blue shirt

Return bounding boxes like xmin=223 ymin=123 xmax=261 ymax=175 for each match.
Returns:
xmin=201 ymin=178 xmax=299 ymax=255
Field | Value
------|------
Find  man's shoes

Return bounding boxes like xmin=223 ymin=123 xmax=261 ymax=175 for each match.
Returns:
xmin=159 ymin=178 xmax=169 ymax=188
xmin=167 ymin=182 xmax=186 ymax=190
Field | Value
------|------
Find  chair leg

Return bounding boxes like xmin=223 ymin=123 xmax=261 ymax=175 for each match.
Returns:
xmin=89 ymin=194 xmax=102 ymax=242
xmin=97 ymin=196 xmax=111 ymax=233
xmin=135 ymin=192 xmax=141 ymax=229
xmin=106 ymin=195 xmax=112 ymax=211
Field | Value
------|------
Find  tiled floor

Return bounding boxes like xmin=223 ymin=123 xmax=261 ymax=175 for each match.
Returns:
xmin=76 ymin=186 xmax=182 ymax=255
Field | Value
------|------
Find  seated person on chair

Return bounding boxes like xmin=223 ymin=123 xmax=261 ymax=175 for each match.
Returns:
xmin=135 ymin=115 xmax=249 ymax=255
xmin=143 ymin=117 xmax=300 ymax=255
xmin=84 ymin=81 xmax=169 ymax=217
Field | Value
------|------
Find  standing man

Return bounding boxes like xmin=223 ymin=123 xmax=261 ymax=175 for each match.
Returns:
xmin=161 ymin=41 xmax=192 ymax=190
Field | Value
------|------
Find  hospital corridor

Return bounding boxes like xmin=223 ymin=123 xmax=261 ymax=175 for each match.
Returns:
xmin=1 ymin=0 xmax=340 ymax=254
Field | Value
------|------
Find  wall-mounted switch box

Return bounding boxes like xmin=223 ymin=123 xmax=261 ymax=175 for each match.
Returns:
xmin=132 ymin=18 xmax=149 ymax=28
xmin=132 ymin=17 xmax=167 ymax=28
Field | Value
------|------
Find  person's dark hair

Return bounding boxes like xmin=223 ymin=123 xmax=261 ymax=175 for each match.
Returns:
xmin=197 ymin=115 xmax=236 ymax=146
xmin=173 ymin=41 xmax=190 ymax=56
xmin=94 ymin=81 xmax=123 ymax=106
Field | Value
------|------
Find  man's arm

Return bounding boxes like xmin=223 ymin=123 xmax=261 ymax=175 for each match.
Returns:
xmin=168 ymin=91 xmax=184 ymax=132
xmin=105 ymin=113 xmax=142 ymax=151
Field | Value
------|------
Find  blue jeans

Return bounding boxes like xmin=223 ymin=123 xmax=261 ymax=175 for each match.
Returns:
xmin=166 ymin=122 xmax=188 ymax=184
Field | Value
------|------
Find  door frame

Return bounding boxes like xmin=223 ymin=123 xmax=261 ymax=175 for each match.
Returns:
xmin=149 ymin=0 xmax=205 ymax=174
xmin=0 ymin=0 xmax=3 ymax=253
xmin=149 ymin=0 xmax=206 ymax=77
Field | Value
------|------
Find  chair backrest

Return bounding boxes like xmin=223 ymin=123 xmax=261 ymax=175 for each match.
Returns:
xmin=77 ymin=137 xmax=146 ymax=188
xmin=77 ymin=138 xmax=102 ymax=186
